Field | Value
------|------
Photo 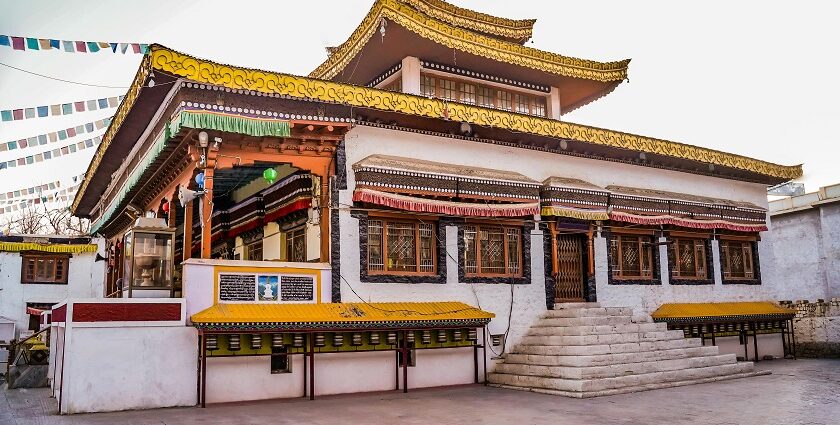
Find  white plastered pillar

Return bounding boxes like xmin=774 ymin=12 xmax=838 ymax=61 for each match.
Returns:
xmin=548 ymin=86 xmax=562 ymax=119
xmin=401 ymin=56 xmax=421 ymax=95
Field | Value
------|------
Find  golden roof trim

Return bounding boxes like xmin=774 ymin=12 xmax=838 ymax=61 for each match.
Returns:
xmin=310 ymin=0 xmax=629 ymax=83
xmin=73 ymin=46 xmax=801 ymax=213
xmin=191 ymin=301 xmax=494 ymax=325
xmin=399 ymin=0 xmax=535 ymax=42
xmin=651 ymin=302 xmax=795 ymax=320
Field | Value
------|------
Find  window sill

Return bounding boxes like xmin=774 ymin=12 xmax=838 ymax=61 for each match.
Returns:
xmin=21 ymin=281 xmax=68 ymax=285
xmin=608 ymin=278 xmax=661 ymax=286
xmin=670 ymin=278 xmax=714 ymax=285
xmin=722 ymin=279 xmax=761 ymax=285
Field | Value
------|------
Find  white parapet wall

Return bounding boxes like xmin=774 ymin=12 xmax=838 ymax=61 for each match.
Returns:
xmin=50 ymin=299 xmax=197 ymax=414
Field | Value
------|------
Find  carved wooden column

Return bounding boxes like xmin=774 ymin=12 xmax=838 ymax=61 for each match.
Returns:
xmin=200 ymin=147 xmax=219 ymax=259
xmin=182 ymin=195 xmax=194 ymax=261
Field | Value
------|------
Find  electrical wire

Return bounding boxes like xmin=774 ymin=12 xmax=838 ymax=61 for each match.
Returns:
xmin=0 ymin=61 xmax=130 ymax=89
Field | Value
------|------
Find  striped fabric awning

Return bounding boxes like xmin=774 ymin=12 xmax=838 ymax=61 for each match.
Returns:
xmin=540 ymin=177 xmax=610 ymax=221
xmin=352 ymin=155 xmax=540 ymax=217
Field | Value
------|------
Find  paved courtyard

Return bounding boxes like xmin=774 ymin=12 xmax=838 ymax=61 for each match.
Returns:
xmin=1 ymin=359 xmax=838 ymax=425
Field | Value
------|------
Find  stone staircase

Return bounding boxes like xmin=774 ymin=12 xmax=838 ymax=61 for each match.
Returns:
xmin=488 ymin=303 xmax=769 ymax=398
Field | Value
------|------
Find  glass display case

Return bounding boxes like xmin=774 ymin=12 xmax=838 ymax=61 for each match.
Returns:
xmin=122 ymin=217 xmax=176 ymax=298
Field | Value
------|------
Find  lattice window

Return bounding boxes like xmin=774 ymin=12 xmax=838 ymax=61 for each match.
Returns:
xmin=496 ymin=91 xmax=512 ymax=111
xmin=532 ymin=97 xmax=547 ymax=117
xmin=285 ymin=227 xmax=307 ymax=262
xmin=464 ymin=224 xmax=522 ymax=277
xmin=514 ymin=94 xmax=531 ymax=114
xmin=367 ymin=219 xmax=436 ymax=275
xmin=609 ymin=234 xmax=654 ymax=279
xmin=721 ymin=240 xmax=755 ymax=279
xmin=421 ymin=75 xmax=437 ymax=98
xmin=477 ymin=86 xmax=495 ymax=108
xmin=459 ymin=82 xmax=476 ymax=105
xmin=382 ymin=78 xmax=402 ymax=93
xmin=671 ymin=238 xmax=707 ymax=279
xmin=245 ymin=240 xmax=263 ymax=261
xmin=21 ymin=254 xmax=69 ymax=284
xmin=439 ymin=79 xmax=457 ymax=101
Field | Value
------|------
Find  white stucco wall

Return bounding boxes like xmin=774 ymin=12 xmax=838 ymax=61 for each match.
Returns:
xmin=767 ymin=203 xmax=840 ymax=302
xmin=57 ymin=325 xmax=198 ymax=414
xmin=341 ymin=125 xmax=775 ymax=322
xmin=0 ymin=238 xmax=106 ymax=336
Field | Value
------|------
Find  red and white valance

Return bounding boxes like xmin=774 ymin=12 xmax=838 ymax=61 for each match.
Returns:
xmin=353 ymin=188 xmax=539 ymax=218
xmin=608 ymin=211 xmax=768 ymax=232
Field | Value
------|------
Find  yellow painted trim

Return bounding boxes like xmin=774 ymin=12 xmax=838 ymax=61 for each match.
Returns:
xmin=0 ymin=242 xmax=97 ymax=254
xmin=212 ymin=265 xmax=322 ymax=305
xmin=540 ymin=207 xmax=610 ymax=221
xmin=651 ymin=302 xmax=795 ymax=319
xmin=399 ymin=0 xmax=535 ymax=41
xmin=311 ymin=0 xmax=628 ymax=82
xmin=73 ymin=44 xmax=801 ymax=215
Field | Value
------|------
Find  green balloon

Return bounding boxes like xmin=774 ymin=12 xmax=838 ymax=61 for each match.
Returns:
xmin=263 ymin=168 xmax=278 ymax=184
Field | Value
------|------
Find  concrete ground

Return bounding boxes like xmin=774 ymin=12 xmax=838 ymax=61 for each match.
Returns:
xmin=1 ymin=359 xmax=838 ymax=425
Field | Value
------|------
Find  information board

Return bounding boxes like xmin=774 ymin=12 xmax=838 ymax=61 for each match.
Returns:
xmin=280 ymin=275 xmax=315 ymax=301
xmin=219 ymin=273 xmax=256 ymax=301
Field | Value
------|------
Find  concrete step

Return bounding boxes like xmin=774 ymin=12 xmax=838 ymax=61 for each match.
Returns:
xmin=534 ymin=316 xmax=634 ymax=327
xmin=489 ymin=362 xmax=756 ymax=393
xmin=553 ymin=302 xmax=600 ymax=309
xmin=491 ymin=370 xmax=770 ymax=399
xmin=503 ymin=345 xmax=720 ymax=367
xmin=526 ymin=322 xmax=668 ymax=336
xmin=495 ymin=353 xmax=738 ymax=380
xmin=511 ymin=337 xmax=702 ymax=356
xmin=518 ymin=330 xmax=685 ymax=347
xmin=543 ymin=307 xmax=633 ymax=318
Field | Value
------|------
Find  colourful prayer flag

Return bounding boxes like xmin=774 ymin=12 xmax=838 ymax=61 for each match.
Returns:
xmin=37 ymin=106 xmax=48 ymax=117
xmin=12 ymin=109 xmax=23 ymax=120
xmin=0 ymin=35 xmax=10 ymax=46
xmin=67 ymin=127 xmax=77 ymax=137
xmin=37 ymin=135 xmax=47 ymax=145
xmin=75 ymin=101 xmax=85 ymax=112
xmin=87 ymin=42 xmax=100 ymax=52
xmin=11 ymin=37 xmax=24 ymax=50
xmin=62 ymin=103 xmax=72 ymax=114
xmin=140 ymin=43 xmax=149 ymax=54
xmin=87 ymin=99 xmax=97 ymax=110
xmin=63 ymin=40 xmax=74 ymax=52
xmin=69 ymin=144 xmax=77 ymax=153
xmin=107 ymin=97 xmax=118 ymax=107
xmin=18 ymin=139 xmax=27 ymax=149
xmin=98 ymin=42 xmax=109 ymax=48
xmin=85 ymin=122 xmax=94 ymax=132
xmin=120 ymin=43 xmax=129 ymax=54
xmin=98 ymin=98 xmax=108 ymax=109
xmin=39 ymin=39 xmax=51 ymax=50
xmin=58 ymin=130 xmax=67 ymax=140
xmin=1 ymin=110 xmax=12 ymax=121
xmin=51 ymin=104 xmax=61 ymax=115
xmin=76 ymin=41 xmax=87 ymax=52
xmin=131 ymin=43 xmax=141 ymax=53
xmin=26 ymin=38 xmax=39 ymax=50
xmin=49 ymin=39 xmax=60 ymax=49
xmin=48 ymin=132 xmax=57 ymax=143
xmin=24 ymin=108 xmax=35 ymax=118
xmin=110 ymin=42 xmax=118 ymax=53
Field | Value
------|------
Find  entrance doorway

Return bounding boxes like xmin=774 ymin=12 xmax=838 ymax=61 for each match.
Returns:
xmin=554 ymin=234 xmax=586 ymax=302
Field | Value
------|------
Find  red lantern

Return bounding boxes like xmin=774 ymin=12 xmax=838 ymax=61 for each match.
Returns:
xmin=162 ymin=202 xmax=170 ymax=213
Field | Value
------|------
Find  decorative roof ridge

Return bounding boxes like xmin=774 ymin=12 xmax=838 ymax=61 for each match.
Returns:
xmin=73 ymin=45 xmax=801 ymax=214
xmin=399 ymin=0 xmax=536 ymax=42
xmin=310 ymin=0 xmax=630 ymax=83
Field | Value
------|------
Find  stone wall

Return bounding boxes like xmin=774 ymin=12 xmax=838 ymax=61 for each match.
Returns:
xmin=780 ymin=299 xmax=840 ymax=358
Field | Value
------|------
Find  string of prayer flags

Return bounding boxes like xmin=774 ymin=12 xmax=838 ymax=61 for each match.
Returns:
xmin=1 ymin=95 xmax=123 ymax=122
xmin=0 ymin=35 xmax=148 ymax=54
xmin=0 ymin=117 xmax=111 ymax=152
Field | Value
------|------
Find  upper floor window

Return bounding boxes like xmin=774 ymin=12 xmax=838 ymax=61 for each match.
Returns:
xmin=496 ymin=91 xmax=512 ymax=111
xmin=720 ymin=240 xmax=754 ymax=280
xmin=439 ymin=78 xmax=457 ymax=101
xmin=459 ymin=82 xmax=476 ymax=105
xmin=21 ymin=253 xmax=69 ymax=284
xmin=382 ymin=78 xmax=402 ymax=92
xmin=285 ymin=227 xmax=306 ymax=262
xmin=477 ymin=86 xmax=495 ymax=108
xmin=245 ymin=239 xmax=263 ymax=261
xmin=609 ymin=233 xmax=654 ymax=279
xmin=464 ymin=224 xmax=522 ymax=277
xmin=421 ymin=75 xmax=436 ymax=98
xmin=368 ymin=219 xmax=436 ymax=275
xmin=418 ymin=72 xmax=548 ymax=117
xmin=671 ymin=238 xmax=708 ymax=279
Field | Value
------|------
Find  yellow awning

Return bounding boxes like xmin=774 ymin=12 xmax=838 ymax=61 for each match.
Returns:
xmin=652 ymin=302 xmax=795 ymax=322
xmin=0 ymin=242 xmax=97 ymax=254
xmin=192 ymin=301 xmax=494 ymax=330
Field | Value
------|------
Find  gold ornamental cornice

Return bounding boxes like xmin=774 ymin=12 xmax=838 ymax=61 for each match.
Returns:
xmin=399 ymin=0 xmax=535 ymax=41
xmin=73 ymin=45 xmax=801 ymax=214
xmin=71 ymin=54 xmax=151 ymax=214
xmin=309 ymin=0 xmax=630 ymax=83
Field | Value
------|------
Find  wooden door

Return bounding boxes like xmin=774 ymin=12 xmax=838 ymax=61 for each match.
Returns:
xmin=555 ymin=234 xmax=585 ymax=301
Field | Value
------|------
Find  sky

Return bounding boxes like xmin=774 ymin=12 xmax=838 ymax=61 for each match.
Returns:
xmin=1 ymin=0 xmax=838 ymax=205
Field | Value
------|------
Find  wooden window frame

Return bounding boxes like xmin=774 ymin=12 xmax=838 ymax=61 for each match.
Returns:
xmin=285 ymin=227 xmax=307 ymax=262
xmin=419 ymin=72 xmax=548 ymax=117
xmin=463 ymin=223 xmax=523 ymax=278
xmin=671 ymin=237 xmax=708 ymax=280
xmin=609 ymin=233 xmax=655 ymax=280
xmin=244 ymin=239 xmax=263 ymax=261
xmin=720 ymin=239 xmax=756 ymax=280
xmin=367 ymin=218 xmax=438 ymax=276
xmin=21 ymin=253 xmax=70 ymax=284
